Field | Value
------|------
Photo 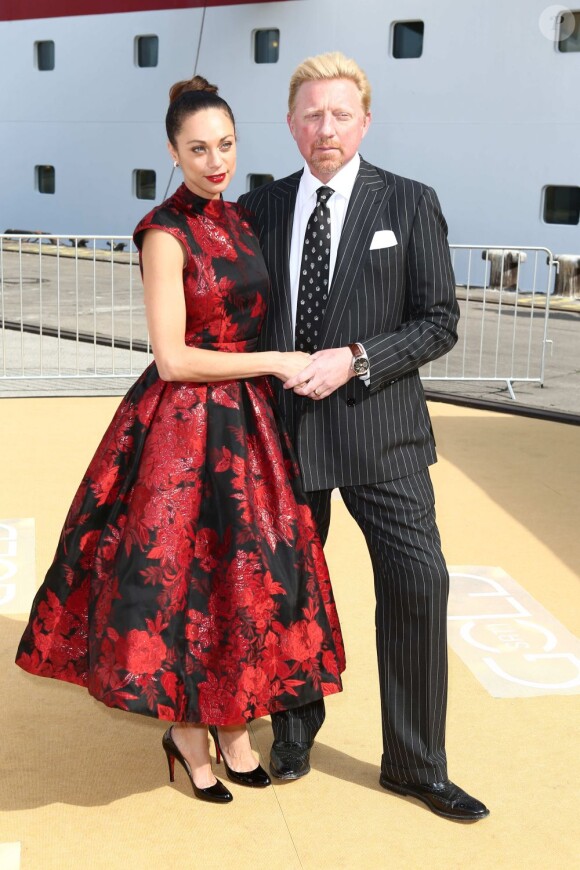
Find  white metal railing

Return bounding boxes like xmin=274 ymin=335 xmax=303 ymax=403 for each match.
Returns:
xmin=422 ymin=245 xmax=555 ymax=400
xmin=0 ymin=233 xmax=151 ymax=380
xmin=0 ymin=236 xmax=556 ymax=400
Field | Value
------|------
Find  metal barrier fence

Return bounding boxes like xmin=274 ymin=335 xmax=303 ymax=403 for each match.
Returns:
xmin=0 ymin=233 xmax=151 ymax=380
xmin=422 ymin=245 xmax=555 ymax=400
xmin=0 ymin=235 xmax=555 ymax=400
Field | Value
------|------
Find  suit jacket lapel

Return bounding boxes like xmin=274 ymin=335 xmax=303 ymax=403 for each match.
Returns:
xmin=321 ymin=162 xmax=395 ymax=346
xmin=267 ymin=173 xmax=301 ymax=351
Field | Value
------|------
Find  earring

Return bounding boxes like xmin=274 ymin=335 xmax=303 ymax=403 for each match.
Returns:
xmin=173 ymin=160 xmax=179 ymax=168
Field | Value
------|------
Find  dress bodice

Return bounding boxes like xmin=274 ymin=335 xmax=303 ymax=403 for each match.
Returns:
xmin=134 ymin=184 xmax=269 ymax=352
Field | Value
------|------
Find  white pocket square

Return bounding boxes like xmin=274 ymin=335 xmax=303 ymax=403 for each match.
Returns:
xmin=370 ymin=229 xmax=398 ymax=250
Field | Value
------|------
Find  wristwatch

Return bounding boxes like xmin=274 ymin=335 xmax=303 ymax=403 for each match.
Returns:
xmin=348 ymin=342 xmax=370 ymax=377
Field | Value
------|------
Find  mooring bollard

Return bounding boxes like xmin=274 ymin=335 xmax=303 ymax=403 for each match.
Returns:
xmin=482 ymin=249 xmax=527 ymax=289
xmin=552 ymin=254 xmax=580 ymax=298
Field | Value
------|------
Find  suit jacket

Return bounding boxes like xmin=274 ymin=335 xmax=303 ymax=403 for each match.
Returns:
xmin=239 ymin=159 xmax=459 ymax=491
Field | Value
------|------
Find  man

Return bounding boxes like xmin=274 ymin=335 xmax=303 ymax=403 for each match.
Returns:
xmin=239 ymin=52 xmax=489 ymax=822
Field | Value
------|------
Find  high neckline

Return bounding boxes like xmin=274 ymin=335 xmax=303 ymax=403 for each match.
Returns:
xmin=178 ymin=183 xmax=226 ymax=217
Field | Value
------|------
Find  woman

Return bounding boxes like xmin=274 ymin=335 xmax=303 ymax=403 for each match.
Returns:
xmin=15 ymin=77 xmax=345 ymax=805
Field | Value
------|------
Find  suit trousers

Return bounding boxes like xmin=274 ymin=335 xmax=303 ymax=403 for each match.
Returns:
xmin=271 ymin=468 xmax=449 ymax=784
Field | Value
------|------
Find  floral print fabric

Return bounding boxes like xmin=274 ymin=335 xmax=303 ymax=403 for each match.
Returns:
xmin=15 ymin=184 xmax=345 ymax=725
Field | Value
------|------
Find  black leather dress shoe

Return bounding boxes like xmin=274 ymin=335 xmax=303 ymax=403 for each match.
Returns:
xmin=379 ymin=774 xmax=490 ymax=821
xmin=269 ymin=741 xmax=312 ymax=780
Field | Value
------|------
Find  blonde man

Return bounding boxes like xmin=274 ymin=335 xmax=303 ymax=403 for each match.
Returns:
xmin=240 ymin=52 xmax=489 ymax=821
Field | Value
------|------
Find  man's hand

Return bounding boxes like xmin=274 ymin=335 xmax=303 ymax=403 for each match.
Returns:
xmin=283 ymin=347 xmax=353 ymax=399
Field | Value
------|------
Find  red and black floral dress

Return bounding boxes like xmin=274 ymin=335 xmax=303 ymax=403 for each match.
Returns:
xmin=15 ymin=184 xmax=345 ymax=725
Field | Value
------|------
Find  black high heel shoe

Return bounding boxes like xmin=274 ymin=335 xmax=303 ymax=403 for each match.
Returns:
xmin=209 ymin=725 xmax=271 ymax=788
xmin=162 ymin=727 xmax=233 ymax=804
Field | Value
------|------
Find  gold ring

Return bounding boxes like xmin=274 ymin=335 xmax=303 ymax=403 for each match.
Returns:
xmin=314 ymin=388 xmax=321 ymax=396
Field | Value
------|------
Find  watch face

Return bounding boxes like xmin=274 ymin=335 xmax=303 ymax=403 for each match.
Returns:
xmin=353 ymin=357 xmax=369 ymax=375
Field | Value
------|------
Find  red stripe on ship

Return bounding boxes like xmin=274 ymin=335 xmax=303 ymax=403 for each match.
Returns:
xmin=1 ymin=0 xmax=286 ymax=22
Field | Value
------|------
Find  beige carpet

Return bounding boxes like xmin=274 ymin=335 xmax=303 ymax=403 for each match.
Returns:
xmin=0 ymin=397 xmax=578 ymax=869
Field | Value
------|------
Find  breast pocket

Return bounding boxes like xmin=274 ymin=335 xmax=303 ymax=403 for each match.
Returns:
xmin=369 ymin=229 xmax=398 ymax=251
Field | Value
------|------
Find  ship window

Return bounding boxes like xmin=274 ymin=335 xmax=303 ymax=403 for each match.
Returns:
xmin=392 ymin=21 xmax=424 ymax=58
xmin=36 ymin=165 xmax=55 ymax=194
xmin=543 ymin=186 xmax=580 ymax=225
xmin=35 ymin=40 xmax=55 ymax=71
xmin=557 ymin=10 xmax=580 ymax=52
xmin=248 ymin=174 xmax=274 ymax=190
xmin=136 ymin=35 xmax=159 ymax=68
xmin=254 ymin=29 xmax=280 ymax=63
xmin=134 ymin=169 xmax=156 ymax=200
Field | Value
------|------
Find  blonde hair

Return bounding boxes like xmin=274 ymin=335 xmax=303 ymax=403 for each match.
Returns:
xmin=288 ymin=51 xmax=371 ymax=114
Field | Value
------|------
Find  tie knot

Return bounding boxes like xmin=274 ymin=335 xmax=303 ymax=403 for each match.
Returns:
xmin=316 ymin=186 xmax=333 ymax=205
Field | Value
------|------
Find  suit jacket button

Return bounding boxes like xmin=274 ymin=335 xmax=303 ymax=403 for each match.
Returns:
xmin=346 ymin=397 xmax=356 ymax=407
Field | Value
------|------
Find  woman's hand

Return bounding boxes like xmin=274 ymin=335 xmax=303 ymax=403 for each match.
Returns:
xmin=271 ymin=351 xmax=312 ymax=383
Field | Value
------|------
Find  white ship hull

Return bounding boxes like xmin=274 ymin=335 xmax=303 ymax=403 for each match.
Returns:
xmin=1 ymin=0 xmax=578 ymax=252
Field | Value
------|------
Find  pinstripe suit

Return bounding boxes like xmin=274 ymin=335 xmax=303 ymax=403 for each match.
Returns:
xmin=239 ymin=159 xmax=458 ymax=784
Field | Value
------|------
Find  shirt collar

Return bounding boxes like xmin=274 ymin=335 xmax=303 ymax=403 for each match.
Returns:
xmin=299 ymin=153 xmax=361 ymax=203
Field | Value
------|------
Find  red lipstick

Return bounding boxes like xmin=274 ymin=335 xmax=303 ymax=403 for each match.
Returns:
xmin=206 ymin=173 xmax=226 ymax=183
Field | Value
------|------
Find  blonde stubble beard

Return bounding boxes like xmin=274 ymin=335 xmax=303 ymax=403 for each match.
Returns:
xmin=310 ymin=144 xmax=344 ymax=179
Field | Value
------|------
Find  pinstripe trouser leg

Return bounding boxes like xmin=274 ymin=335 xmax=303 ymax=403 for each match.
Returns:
xmin=270 ymin=489 xmax=332 ymax=744
xmin=341 ymin=469 xmax=449 ymax=783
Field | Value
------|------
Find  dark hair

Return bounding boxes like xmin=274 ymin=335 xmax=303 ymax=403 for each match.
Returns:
xmin=165 ymin=75 xmax=236 ymax=145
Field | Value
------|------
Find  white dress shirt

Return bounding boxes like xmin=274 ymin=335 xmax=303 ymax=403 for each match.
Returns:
xmin=289 ymin=153 xmax=369 ymax=381
xmin=289 ymin=153 xmax=360 ymax=327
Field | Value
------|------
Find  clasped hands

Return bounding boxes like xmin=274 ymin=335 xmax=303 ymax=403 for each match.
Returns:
xmin=283 ymin=347 xmax=354 ymax=400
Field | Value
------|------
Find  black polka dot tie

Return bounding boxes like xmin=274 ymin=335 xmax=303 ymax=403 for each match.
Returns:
xmin=295 ymin=185 xmax=333 ymax=352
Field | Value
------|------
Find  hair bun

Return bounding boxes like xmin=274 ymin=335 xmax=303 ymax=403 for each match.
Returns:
xmin=169 ymin=76 xmax=219 ymax=104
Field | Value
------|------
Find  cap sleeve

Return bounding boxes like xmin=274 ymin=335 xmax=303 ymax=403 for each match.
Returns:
xmin=133 ymin=206 xmax=193 ymax=264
